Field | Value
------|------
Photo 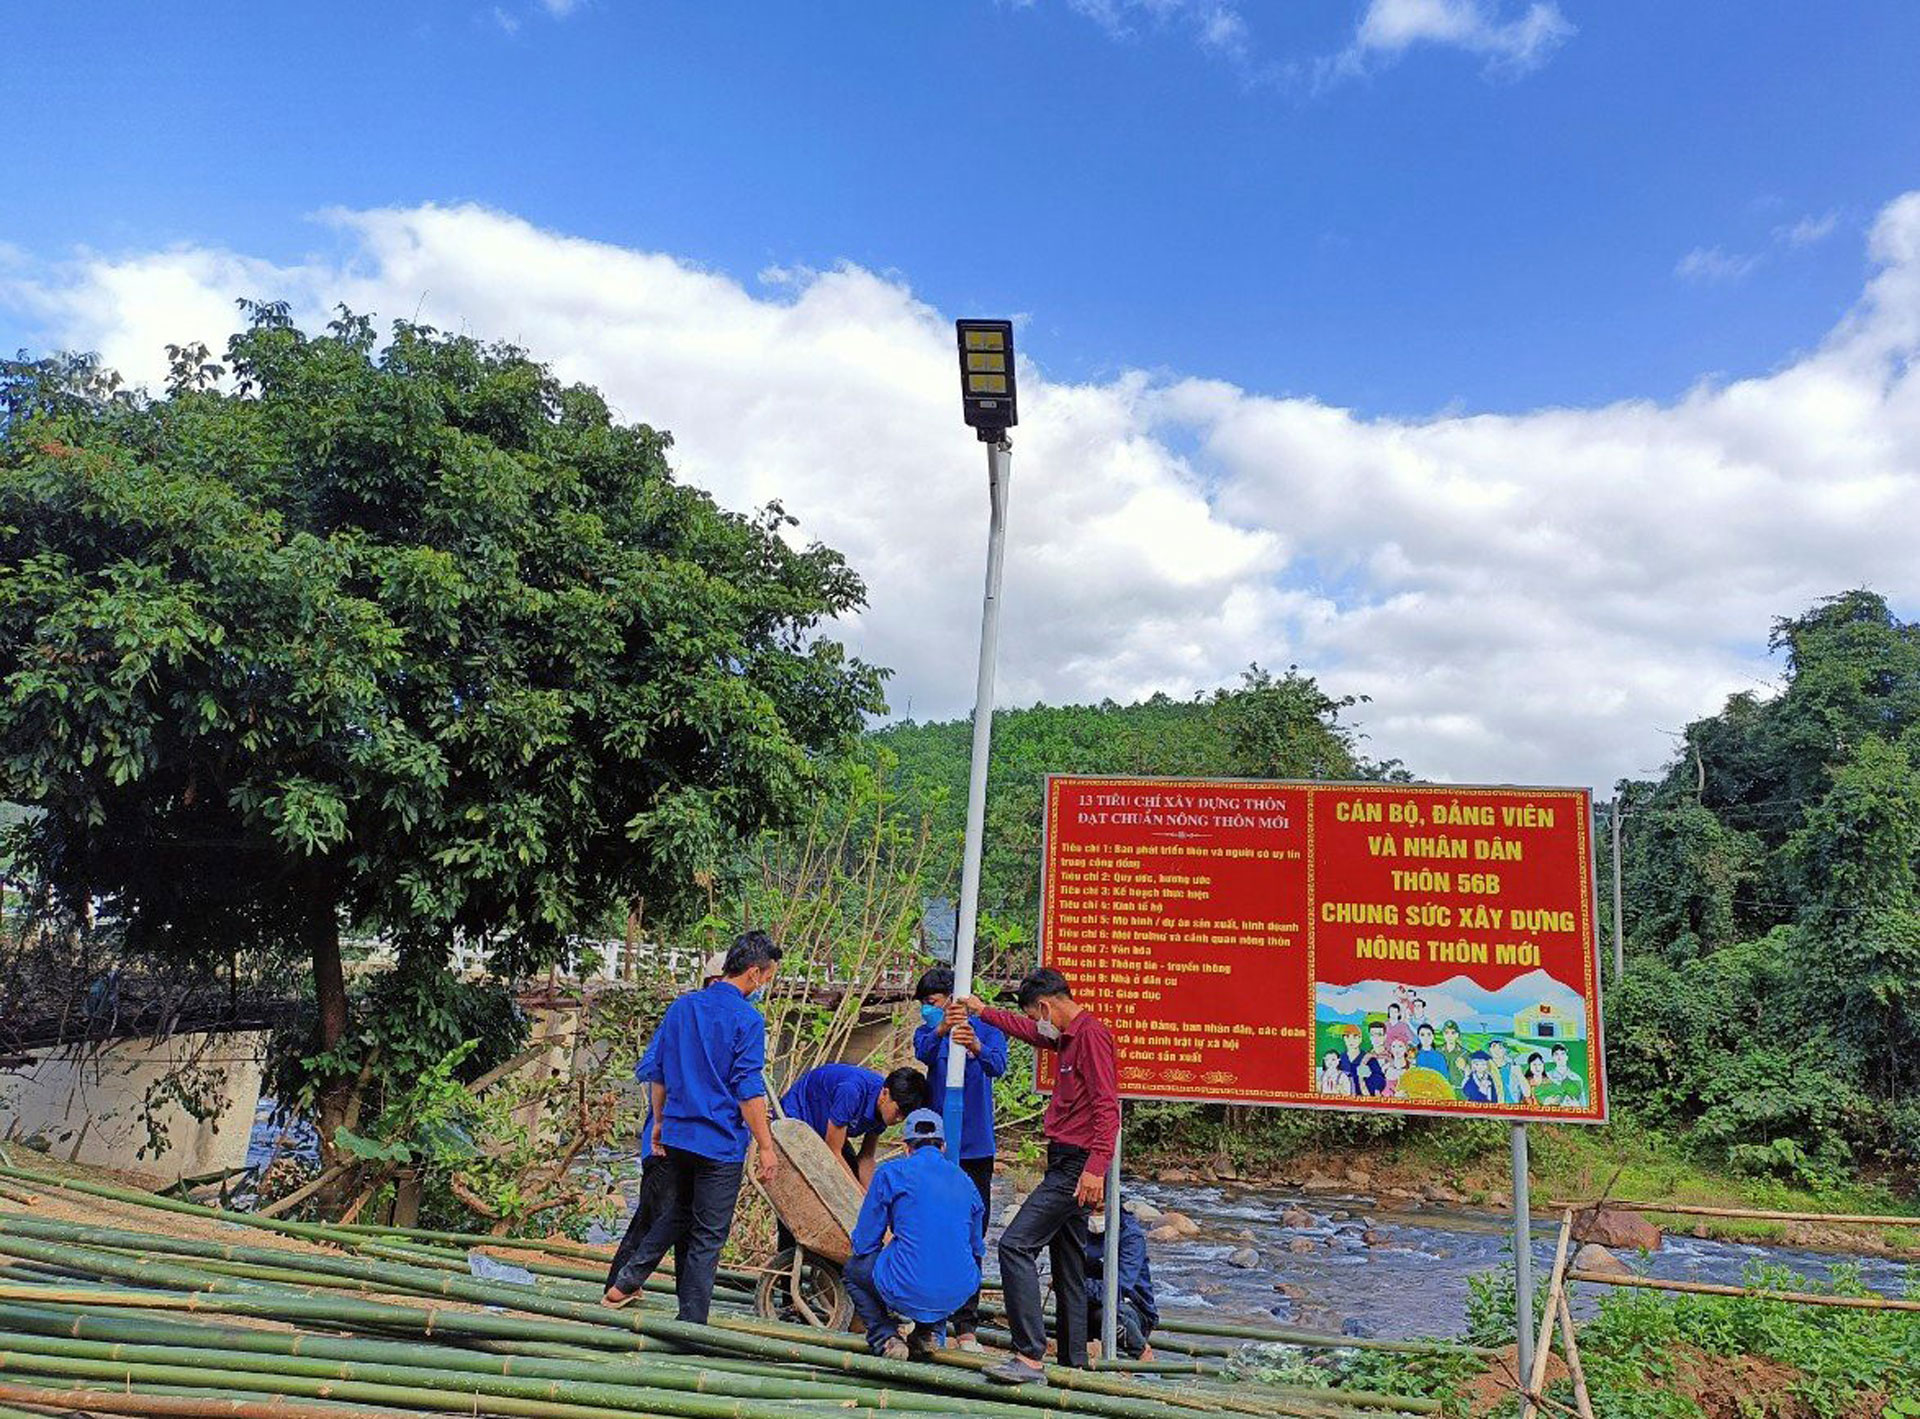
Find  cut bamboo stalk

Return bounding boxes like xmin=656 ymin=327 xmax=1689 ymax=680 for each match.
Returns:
xmin=255 ymin=1166 xmax=351 ymax=1220
xmin=1549 ymin=1200 xmax=1920 ymax=1227
xmin=1566 ymin=1270 xmax=1920 ymax=1311
xmin=1554 ymin=1293 xmax=1593 ymax=1419
xmin=0 ymin=1378 xmax=420 ymax=1419
xmin=1519 ymin=1211 xmax=1573 ymax=1419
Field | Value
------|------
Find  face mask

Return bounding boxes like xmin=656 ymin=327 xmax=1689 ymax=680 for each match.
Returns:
xmin=1035 ymin=1019 xmax=1060 ymax=1042
xmin=920 ymin=1004 xmax=945 ymax=1030
xmin=746 ymin=984 xmax=767 ymax=1005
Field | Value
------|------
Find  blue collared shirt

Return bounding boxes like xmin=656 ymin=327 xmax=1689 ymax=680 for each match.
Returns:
xmin=913 ymin=1017 xmax=1007 ymax=1161
xmin=635 ymin=982 xmax=767 ymax=1162
xmin=849 ymin=1144 xmax=985 ymax=1322
xmin=779 ymin=1063 xmax=885 ymax=1142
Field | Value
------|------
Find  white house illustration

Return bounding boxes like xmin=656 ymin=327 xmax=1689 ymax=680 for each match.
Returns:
xmin=1512 ymin=1000 xmax=1584 ymax=1041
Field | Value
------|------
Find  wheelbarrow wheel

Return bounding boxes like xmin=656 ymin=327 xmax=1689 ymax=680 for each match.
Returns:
xmin=754 ymin=1246 xmax=853 ymax=1329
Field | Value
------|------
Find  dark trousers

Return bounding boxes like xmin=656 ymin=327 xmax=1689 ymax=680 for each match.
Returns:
xmin=1088 ymin=1295 xmax=1151 ymax=1358
xmin=606 ymin=1146 xmax=744 ymax=1323
xmin=997 ymin=1143 xmax=1090 ymax=1366
xmin=945 ymin=1155 xmax=995 ymax=1337
xmin=842 ymin=1251 xmax=948 ymax=1354
xmin=605 ymin=1152 xmax=686 ymax=1290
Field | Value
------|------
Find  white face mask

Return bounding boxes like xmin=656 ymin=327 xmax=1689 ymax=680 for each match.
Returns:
xmin=1035 ymin=1019 xmax=1061 ymax=1042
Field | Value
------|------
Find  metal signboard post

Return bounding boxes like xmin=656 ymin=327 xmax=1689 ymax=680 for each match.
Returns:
xmin=1034 ymin=775 xmax=1608 ymax=1369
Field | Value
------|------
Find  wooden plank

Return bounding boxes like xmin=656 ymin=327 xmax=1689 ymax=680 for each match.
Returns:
xmin=1556 ymin=1292 xmax=1595 ymax=1419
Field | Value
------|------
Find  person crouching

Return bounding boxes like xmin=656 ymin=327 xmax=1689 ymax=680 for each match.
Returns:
xmin=842 ymin=1109 xmax=986 ymax=1362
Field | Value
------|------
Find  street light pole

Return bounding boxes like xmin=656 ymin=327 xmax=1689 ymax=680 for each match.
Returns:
xmin=943 ymin=433 xmax=1012 ymax=1153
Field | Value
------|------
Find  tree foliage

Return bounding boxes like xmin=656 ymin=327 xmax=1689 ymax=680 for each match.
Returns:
xmin=1611 ymin=591 xmax=1920 ymax=1178
xmin=0 ymin=306 xmax=885 ymax=1128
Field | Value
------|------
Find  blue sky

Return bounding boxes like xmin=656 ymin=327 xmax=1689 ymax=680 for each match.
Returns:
xmin=7 ymin=2 xmax=1916 ymax=415
xmin=4 ymin=2 xmax=1919 ymax=788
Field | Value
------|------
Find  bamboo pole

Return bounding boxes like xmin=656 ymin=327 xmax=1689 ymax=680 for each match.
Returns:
xmin=1549 ymin=1199 xmax=1920 ymax=1227
xmin=1566 ymin=1270 xmax=1920 ymax=1312
xmin=1518 ymin=1211 xmax=1573 ymax=1419
xmin=1553 ymin=1294 xmax=1593 ymax=1419
xmin=0 ymin=1379 xmax=421 ymax=1419
xmin=0 ymin=1303 xmax=1034 ymax=1419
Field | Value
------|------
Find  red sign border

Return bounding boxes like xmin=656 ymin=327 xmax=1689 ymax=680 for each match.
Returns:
xmin=1033 ymin=773 xmax=1610 ymax=1126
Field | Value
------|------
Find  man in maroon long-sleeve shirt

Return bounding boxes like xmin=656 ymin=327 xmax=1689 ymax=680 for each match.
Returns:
xmin=959 ymin=967 xmax=1118 ymax=1385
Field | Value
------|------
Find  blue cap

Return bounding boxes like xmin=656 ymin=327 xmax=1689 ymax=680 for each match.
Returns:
xmin=902 ymin=1108 xmax=945 ymax=1144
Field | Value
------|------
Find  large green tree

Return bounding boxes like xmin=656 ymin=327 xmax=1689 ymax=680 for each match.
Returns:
xmin=0 ymin=306 xmax=885 ymax=1131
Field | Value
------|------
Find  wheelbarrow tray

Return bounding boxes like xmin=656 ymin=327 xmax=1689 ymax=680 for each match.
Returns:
xmin=762 ymin=1116 xmax=864 ymax=1265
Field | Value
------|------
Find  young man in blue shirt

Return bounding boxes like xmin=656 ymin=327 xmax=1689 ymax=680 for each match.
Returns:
xmin=604 ymin=932 xmax=782 ymax=1322
xmin=842 ymin=1108 xmax=986 ymax=1361
xmin=912 ymin=965 xmax=1006 ymax=1350
xmin=778 ymin=1062 xmax=927 ymax=1185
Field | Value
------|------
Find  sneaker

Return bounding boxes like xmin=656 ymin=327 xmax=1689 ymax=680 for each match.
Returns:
xmin=950 ymin=1334 xmax=983 ymax=1354
xmin=877 ymin=1337 xmax=911 ymax=1362
xmin=906 ymin=1329 xmax=938 ymax=1362
xmin=982 ymin=1358 xmax=1047 ymax=1387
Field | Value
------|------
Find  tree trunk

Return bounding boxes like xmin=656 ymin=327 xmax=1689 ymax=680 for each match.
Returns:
xmin=307 ymin=888 xmax=351 ymax=1153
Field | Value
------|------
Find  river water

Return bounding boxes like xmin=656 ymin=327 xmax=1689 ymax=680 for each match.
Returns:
xmin=1119 ymin=1179 xmax=1919 ymax=1340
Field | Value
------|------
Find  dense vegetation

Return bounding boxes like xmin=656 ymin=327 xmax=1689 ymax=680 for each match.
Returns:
xmin=1607 ymin=590 xmax=1920 ymax=1187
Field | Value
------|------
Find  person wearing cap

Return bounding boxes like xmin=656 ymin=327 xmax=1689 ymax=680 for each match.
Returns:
xmin=842 ymin=1108 xmax=987 ymax=1362
xmin=1084 ymin=1208 xmax=1158 ymax=1361
xmin=604 ymin=949 xmax=730 ymax=1293
xmin=911 ymin=965 xmax=1006 ymax=1351
xmin=779 ymin=1062 xmax=929 ymax=1186
xmin=604 ymin=931 xmax=783 ymax=1321
xmin=957 ymin=967 xmax=1119 ymax=1385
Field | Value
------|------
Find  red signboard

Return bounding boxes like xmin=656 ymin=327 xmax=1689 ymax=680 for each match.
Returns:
xmin=1037 ymin=776 xmax=1607 ymax=1123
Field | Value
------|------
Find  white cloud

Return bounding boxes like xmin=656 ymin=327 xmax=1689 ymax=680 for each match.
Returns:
xmin=1333 ymin=0 xmax=1574 ymax=80
xmin=1059 ymin=0 xmax=1255 ymax=67
xmin=491 ymin=6 xmax=521 ymax=35
xmin=6 ymin=194 xmax=1920 ymax=791
xmin=1776 ymin=211 xmax=1840 ymax=249
xmin=539 ymin=0 xmax=581 ymax=15
xmin=1675 ymin=245 xmax=1763 ymax=283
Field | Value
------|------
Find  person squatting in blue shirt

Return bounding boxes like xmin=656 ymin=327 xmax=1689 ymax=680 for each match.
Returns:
xmin=843 ymin=1108 xmax=987 ymax=1361
xmin=604 ymin=932 xmax=782 ymax=1322
xmin=1084 ymin=1208 xmax=1159 ymax=1360
xmin=912 ymin=965 xmax=1007 ymax=1350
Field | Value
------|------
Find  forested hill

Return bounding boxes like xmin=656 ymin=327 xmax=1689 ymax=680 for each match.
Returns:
xmin=869 ymin=667 xmax=1407 ymax=931
xmin=1611 ymin=589 xmax=1920 ymax=1182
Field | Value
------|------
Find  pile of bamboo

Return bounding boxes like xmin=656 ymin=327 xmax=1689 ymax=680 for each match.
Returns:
xmin=0 ymin=1161 xmax=1451 ymax=1419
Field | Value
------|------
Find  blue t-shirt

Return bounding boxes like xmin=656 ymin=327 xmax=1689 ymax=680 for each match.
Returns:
xmin=1083 ymin=1211 xmax=1158 ymax=1327
xmin=635 ymin=982 xmax=768 ymax=1162
xmin=780 ymin=1063 xmax=886 ymax=1142
xmin=914 ymin=1017 xmax=1007 ymax=1161
xmin=1413 ymin=1047 xmax=1450 ymax=1075
xmin=850 ymin=1144 xmax=986 ymax=1322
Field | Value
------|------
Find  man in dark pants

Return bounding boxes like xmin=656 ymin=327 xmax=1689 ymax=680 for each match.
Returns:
xmin=603 ymin=932 xmax=782 ymax=1322
xmin=912 ymin=965 xmax=1006 ymax=1351
xmin=960 ymin=968 xmax=1119 ymax=1387
xmin=604 ymin=950 xmax=728 ymax=1290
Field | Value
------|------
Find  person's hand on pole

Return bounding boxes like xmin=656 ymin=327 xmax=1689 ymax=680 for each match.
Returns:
xmin=1076 ymin=1169 xmax=1106 ymax=1209
xmin=953 ymin=1020 xmax=981 ymax=1056
xmin=958 ymin=995 xmax=986 ymax=1015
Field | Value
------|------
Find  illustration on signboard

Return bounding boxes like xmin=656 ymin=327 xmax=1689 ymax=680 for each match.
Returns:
xmin=1312 ymin=975 xmax=1590 ymax=1109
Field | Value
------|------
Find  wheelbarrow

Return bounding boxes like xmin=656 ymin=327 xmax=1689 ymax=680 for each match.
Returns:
xmin=751 ymin=1115 xmax=864 ymax=1329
